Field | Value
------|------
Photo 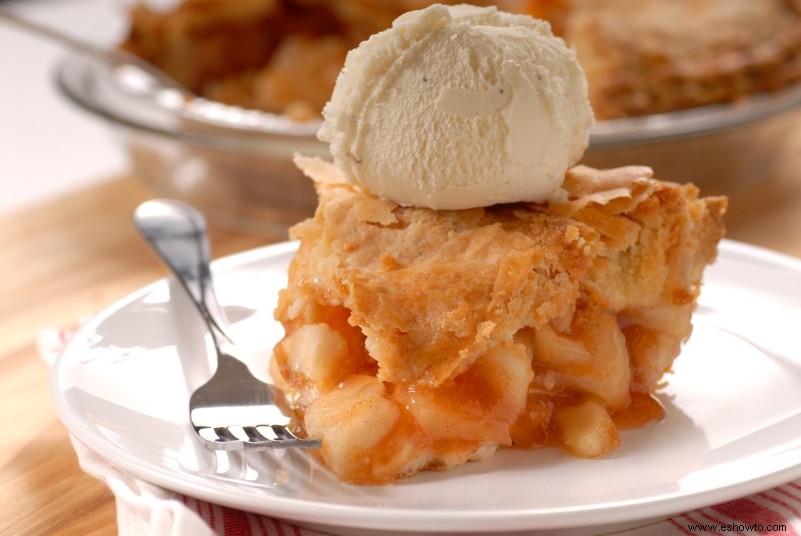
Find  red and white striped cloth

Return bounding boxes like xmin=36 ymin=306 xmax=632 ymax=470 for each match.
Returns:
xmin=41 ymin=328 xmax=801 ymax=536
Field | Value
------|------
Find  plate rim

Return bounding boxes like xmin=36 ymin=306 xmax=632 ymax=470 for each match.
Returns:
xmin=50 ymin=239 xmax=801 ymax=533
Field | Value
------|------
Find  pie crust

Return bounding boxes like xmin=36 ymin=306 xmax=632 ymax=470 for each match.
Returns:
xmin=270 ymin=157 xmax=727 ymax=484
xmin=528 ymin=0 xmax=801 ymax=119
xmin=121 ymin=0 xmax=801 ymax=120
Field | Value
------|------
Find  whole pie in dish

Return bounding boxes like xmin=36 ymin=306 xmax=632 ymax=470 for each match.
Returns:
xmin=270 ymin=157 xmax=727 ymax=484
xmin=121 ymin=0 xmax=801 ymax=120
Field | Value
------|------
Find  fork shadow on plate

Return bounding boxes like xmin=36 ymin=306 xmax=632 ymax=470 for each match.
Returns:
xmin=64 ymin=386 xmax=317 ymax=494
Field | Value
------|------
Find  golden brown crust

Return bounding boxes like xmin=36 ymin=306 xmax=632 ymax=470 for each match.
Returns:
xmin=271 ymin=158 xmax=726 ymax=483
xmin=547 ymin=0 xmax=801 ymax=119
xmin=285 ymin=165 xmax=595 ymax=386
xmin=122 ymin=0 xmax=801 ymax=120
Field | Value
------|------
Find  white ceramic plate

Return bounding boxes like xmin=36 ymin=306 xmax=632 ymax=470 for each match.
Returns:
xmin=51 ymin=240 xmax=801 ymax=535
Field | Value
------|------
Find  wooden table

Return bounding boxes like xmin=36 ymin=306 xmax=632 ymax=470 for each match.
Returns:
xmin=1 ymin=171 xmax=800 ymax=536
xmin=0 ymin=177 xmax=266 ymax=535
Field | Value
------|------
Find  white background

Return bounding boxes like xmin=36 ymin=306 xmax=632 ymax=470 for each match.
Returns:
xmin=0 ymin=0 xmax=164 ymax=215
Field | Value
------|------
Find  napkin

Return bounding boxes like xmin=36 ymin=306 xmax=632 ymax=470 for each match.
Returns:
xmin=40 ymin=327 xmax=801 ymax=536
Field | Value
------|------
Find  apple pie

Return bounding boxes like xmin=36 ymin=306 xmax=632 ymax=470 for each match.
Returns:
xmin=528 ymin=0 xmax=801 ymax=119
xmin=270 ymin=156 xmax=727 ymax=484
xmin=121 ymin=0 xmax=801 ymax=121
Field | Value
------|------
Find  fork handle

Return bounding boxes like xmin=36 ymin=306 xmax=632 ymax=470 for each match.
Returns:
xmin=132 ymin=199 xmax=233 ymax=346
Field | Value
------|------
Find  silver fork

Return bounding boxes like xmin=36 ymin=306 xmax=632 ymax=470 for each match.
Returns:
xmin=132 ymin=199 xmax=320 ymax=451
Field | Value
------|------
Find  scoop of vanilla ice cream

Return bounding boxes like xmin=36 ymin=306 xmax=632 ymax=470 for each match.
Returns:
xmin=317 ymin=4 xmax=594 ymax=210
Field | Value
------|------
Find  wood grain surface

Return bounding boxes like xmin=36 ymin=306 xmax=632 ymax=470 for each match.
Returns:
xmin=0 ymin=177 xmax=266 ymax=536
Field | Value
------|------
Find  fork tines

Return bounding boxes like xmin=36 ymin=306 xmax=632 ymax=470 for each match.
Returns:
xmin=196 ymin=424 xmax=322 ymax=450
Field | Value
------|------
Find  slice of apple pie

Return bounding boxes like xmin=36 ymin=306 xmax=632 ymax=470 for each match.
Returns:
xmin=270 ymin=156 xmax=726 ymax=485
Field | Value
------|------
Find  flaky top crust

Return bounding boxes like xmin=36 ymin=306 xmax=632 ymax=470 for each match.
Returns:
xmin=547 ymin=0 xmax=801 ymax=119
xmin=277 ymin=157 xmax=727 ymax=387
